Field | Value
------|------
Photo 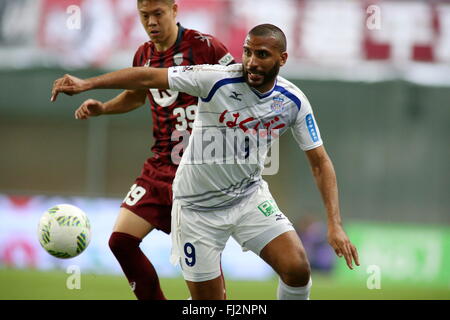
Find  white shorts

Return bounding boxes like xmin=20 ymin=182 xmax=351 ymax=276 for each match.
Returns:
xmin=170 ymin=181 xmax=294 ymax=282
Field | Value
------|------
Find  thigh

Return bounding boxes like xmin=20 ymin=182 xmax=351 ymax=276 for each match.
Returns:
xmin=259 ymin=230 xmax=308 ymax=273
xmin=113 ymin=207 xmax=154 ymax=240
xmin=232 ymin=182 xmax=295 ymax=255
xmin=120 ymin=178 xmax=172 ymax=234
xmin=173 ymin=204 xmax=231 ymax=283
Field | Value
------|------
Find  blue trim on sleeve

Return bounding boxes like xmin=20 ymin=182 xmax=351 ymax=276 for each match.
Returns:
xmin=274 ymin=85 xmax=301 ymax=110
xmin=306 ymin=114 xmax=319 ymax=142
xmin=201 ymin=76 xmax=246 ymax=102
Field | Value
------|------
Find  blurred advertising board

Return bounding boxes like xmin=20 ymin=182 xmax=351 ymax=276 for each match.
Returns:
xmin=2 ymin=194 xmax=448 ymax=286
xmin=334 ymin=222 xmax=450 ymax=288
xmin=0 ymin=194 xmax=274 ymax=280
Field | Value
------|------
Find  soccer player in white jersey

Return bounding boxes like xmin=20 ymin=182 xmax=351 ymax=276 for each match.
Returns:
xmin=52 ymin=24 xmax=360 ymax=300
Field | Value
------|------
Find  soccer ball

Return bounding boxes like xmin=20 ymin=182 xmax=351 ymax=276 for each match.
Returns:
xmin=38 ymin=204 xmax=91 ymax=259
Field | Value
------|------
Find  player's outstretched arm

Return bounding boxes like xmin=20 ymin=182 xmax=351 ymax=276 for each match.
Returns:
xmin=51 ymin=67 xmax=169 ymax=102
xmin=74 ymin=89 xmax=147 ymax=120
xmin=305 ymin=145 xmax=360 ymax=270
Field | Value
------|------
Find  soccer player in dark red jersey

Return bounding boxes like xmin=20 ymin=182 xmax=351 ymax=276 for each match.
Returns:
xmin=64 ymin=0 xmax=234 ymax=300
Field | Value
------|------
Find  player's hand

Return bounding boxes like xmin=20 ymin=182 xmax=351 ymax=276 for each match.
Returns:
xmin=75 ymin=99 xmax=104 ymax=120
xmin=51 ymin=74 xmax=90 ymax=102
xmin=327 ymin=223 xmax=360 ymax=270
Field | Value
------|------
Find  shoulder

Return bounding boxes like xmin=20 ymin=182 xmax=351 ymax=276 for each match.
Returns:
xmin=171 ymin=63 xmax=243 ymax=83
xmin=276 ymin=77 xmax=308 ymax=100
xmin=275 ymin=76 xmax=311 ymax=111
xmin=133 ymin=41 xmax=152 ymax=63
xmin=170 ymin=63 xmax=243 ymax=84
xmin=132 ymin=41 xmax=151 ymax=66
xmin=182 ymin=27 xmax=233 ymax=65
xmin=134 ymin=41 xmax=152 ymax=55
xmin=168 ymin=64 xmax=244 ymax=99
xmin=189 ymin=64 xmax=244 ymax=84
xmin=193 ymin=63 xmax=242 ymax=74
xmin=183 ymin=28 xmax=225 ymax=49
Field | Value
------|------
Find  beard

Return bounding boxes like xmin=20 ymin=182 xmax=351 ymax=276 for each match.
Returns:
xmin=243 ymin=61 xmax=280 ymax=90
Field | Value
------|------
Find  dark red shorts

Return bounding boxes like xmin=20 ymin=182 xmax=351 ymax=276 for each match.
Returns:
xmin=120 ymin=157 xmax=177 ymax=234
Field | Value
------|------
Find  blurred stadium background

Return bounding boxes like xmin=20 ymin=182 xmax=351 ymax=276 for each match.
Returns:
xmin=0 ymin=0 xmax=449 ymax=300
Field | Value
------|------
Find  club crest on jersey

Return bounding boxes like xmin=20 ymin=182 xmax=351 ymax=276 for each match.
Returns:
xmin=173 ymin=53 xmax=183 ymax=66
xmin=271 ymin=97 xmax=285 ymax=113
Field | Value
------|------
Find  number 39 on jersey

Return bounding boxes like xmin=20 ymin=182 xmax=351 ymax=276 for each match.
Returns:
xmin=173 ymin=105 xmax=196 ymax=131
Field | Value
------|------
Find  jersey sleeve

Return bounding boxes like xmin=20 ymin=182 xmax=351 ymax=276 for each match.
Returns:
xmin=291 ymin=94 xmax=323 ymax=151
xmin=168 ymin=65 xmax=222 ymax=98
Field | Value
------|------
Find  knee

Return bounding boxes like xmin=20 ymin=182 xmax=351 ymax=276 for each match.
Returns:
xmin=278 ymin=254 xmax=311 ymax=287
xmin=109 ymin=232 xmax=140 ymax=256
xmin=108 ymin=232 xmax=123 ymax=255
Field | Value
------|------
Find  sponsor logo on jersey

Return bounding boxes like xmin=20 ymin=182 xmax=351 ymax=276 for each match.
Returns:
xmin=257 ymin=199 xmax=280 ymax=216
xmin=306 ymin=113 xmax=319 ymax=142
xmin=270 ymin=97 xmax=285 ymax=113
xmin=229 ymin=91 xmax=242 ymax=101
xmin=182 ymin=66 xmax=194 ymax=72
xmin=219 ymin=109 xmax=286 ymax=133
xmin=219 ymin=52 xmax=234 ymax=66
xmin=173 ymin=52 xmax=183 ymax=66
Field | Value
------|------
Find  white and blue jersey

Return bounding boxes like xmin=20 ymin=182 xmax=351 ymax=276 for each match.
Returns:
xmin=168 ymin=63 xmax=323 ymax=211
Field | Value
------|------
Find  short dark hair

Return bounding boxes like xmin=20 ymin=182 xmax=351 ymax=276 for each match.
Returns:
xmin=248 ymin=24 xmax=287 ymax=52
xmin=137 ymin=0 xmax=175 ymax=6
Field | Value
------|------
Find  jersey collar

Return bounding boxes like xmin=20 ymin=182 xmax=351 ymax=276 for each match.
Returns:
xmin=174 ymin=22 xmax=185 ymax=48
xmin=249 ymin=79 xmax=278 ymax=99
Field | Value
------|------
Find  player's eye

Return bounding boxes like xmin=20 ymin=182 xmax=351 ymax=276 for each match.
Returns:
xmin=258 ymin=51 xmax=268 ymax=58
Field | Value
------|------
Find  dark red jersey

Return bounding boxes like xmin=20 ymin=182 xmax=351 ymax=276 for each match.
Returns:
xmin=133 ymin=23 xmax=234 ymax=165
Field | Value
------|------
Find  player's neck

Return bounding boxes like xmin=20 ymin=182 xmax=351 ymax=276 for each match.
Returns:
xmin=154 ymin=24 xmax=179 ymax=52
xmin=252 ymin=80 xmax=277 ymax=95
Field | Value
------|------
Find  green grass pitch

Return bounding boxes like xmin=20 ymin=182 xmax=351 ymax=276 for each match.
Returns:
xmin=0 ymin=268 xmax=449 ymax=300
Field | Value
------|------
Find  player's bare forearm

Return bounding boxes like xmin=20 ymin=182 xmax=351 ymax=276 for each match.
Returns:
xmin=51 ymin=67 xmax=169 ymax=101
xmin=72 ymin=89 xmax=147 ymax=120
xmin=86 ymin=67 xmax=169 ymax=91
xmin=102 ymin=89 xmax=147 ymax=115
xmin=305 ymin=146 xmax=360 ymax=269
xmin=305 ymin=146 xmax=341 ymax=226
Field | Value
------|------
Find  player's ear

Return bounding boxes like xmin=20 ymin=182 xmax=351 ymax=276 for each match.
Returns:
xmin=280 ymin=52 xmax=288 ymax=67
xmin=172 ymin=3 xmax=178 ymax=19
